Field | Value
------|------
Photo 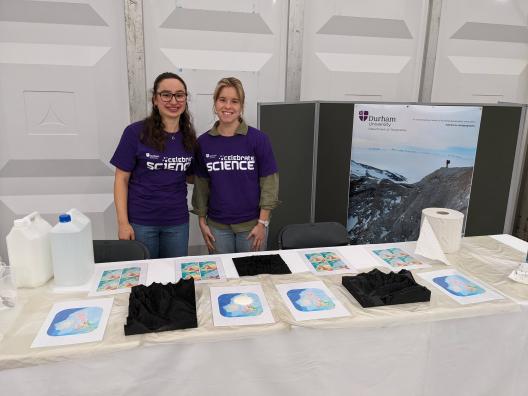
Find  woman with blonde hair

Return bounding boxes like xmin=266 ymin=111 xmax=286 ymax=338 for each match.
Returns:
xmin=192 ymin=77 xmax=279 ymax=253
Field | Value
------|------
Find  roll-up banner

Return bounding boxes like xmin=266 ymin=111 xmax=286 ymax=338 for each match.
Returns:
xmin=348 ymin=104 xmax=483 ymax=244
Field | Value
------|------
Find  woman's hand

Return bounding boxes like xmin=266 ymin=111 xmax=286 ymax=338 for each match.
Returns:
xmin=247 ymin=223 xmax=266 ymax=251
xmin=199 ymin=217 xmax=215 ymax=252
xmin=118 ymin=223 xmax=135 ymax=240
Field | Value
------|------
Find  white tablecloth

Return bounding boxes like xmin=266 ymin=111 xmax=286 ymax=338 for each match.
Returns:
xmin=1 ymin=235 xmax=528 ymax=396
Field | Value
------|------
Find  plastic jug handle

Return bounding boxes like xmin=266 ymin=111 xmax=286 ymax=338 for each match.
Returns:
xmin=26 ymin=212 xmax=40 ymax=223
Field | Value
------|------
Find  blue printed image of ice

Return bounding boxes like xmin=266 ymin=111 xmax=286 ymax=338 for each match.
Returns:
xmin=287 ymin=288 xmax=335 ymax=312
xmin=218 ymin=293 xmax=263 ymax=317
xmin=47 ymin=307 xmax=103 ymax=336
xmin=433 ymin=275 xmax=485 ymax=297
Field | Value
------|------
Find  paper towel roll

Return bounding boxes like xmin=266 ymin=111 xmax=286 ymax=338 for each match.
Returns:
xmin=420 ymin=208 xmax=464 ymax=253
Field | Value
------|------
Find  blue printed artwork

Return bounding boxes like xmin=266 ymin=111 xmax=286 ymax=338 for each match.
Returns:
xmin=433 ymin=275 xmax=485 ymax=297
xmin=305 ymin=252 xmax=348 ymax=272
xmin=47 ymin=307 xmax=103 ymax=336
xmin=372 ymin=248 xmax=423 ymax=268
xmin=287 ymin=288 xmax=335 ymax=312
xmin=218 ymin=293 xmax=263 ymax=317
xmin=101 ymin=269 xmax=121 ymax=281
xmin=181 ymin=261 xmax=220 ymax=281
xmin=97 ymin=267 xmax=140 ymax=291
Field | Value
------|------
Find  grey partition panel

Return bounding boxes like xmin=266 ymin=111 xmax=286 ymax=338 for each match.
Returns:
xmin=259 ymin=103 xmax=316 ymax=249
xmin=260 ymin=102 xmax=523 ymax=244
xmin=314 ymin=103 xmax=355 ymax=225
xmin=465 ymin=106 xmax=523 ymax=236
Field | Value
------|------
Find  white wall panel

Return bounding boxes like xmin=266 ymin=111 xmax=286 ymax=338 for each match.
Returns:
xmin=143 ymin=0 xmax=288 ymax=248
xmin=0 ymin=0 xmax=130 ymax=262
xmin=301 ymin=0 xmax=429 ymax=101
xmin=432 ymin=0 xmax=528 ymax=103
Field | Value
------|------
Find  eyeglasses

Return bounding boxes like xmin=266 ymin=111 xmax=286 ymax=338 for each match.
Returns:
xmin=157 ymin=91 xmax=187 ymax=102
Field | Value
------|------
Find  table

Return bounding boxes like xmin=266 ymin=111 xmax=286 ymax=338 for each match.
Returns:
xmin=1 ymin=235 xmax=527 ymax=396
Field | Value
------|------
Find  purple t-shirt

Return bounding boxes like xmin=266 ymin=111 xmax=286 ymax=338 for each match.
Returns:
xmin=196 ymin=126 xmax=278 ymax=224
xmin=110 ymin=121 xmax=193 ymax=226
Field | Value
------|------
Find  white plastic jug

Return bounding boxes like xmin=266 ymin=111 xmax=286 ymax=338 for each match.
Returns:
xmin=68 ymin=208 xmax=95 ymax=272
xmin=68 ymin=208 xmax=94 ymax=247
xmin=6 ymin=212 xmax=53 ymax=288
xmin=50 ymin=209 xmax=94 ymax=286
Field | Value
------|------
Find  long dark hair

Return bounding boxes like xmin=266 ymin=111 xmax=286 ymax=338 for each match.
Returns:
xmin=141 ymin=72 xmax=197 ymax=153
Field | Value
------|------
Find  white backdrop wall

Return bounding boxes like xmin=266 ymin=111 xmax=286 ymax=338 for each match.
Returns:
xmin=0 ymin=0 xmax=130 ymax=262
xmin=432 ymin=0 xmax=528 ymax=103
xmin=301 ymin=0 xmax=429 ymax=101
xmin=0 ymin=0 xmax=527 ymax=263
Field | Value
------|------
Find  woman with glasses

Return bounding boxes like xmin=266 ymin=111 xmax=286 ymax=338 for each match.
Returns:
xmin=110 ymin=72 xmax=196 ymax=258
xmin=192 ymin=77 xmax=279 ymax=253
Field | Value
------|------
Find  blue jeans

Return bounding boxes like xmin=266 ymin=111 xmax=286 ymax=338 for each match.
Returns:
xmin=209 ymin=224 xmax=268 ymax=254
xmin=131 ymin=223 xmax=189 ymax=259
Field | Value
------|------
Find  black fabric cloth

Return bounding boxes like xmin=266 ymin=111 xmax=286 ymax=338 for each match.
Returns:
xmin=124 ymin=278 xmax=197 ymax=336
xmin=232 ymin=254 xmax=291 ymax=276
xmin=342 ymin=268 xmax=431 ymax=308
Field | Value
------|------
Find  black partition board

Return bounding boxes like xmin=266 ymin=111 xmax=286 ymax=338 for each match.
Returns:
xmin=465 ymin=105 xmax=522 ymax=236
xmin=314 ymin=102 xmax=355 ymax=226
xmin=259 ymin=103 xmax=316 ymax=249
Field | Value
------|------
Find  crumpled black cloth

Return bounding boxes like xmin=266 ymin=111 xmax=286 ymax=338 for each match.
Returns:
xmin=124 ymin=278 xmax=197 ymax=336
xmin=232 ymin=254 xmax=291 ymax=276
xmin=342 ymin=268 xmax=431 ymax=308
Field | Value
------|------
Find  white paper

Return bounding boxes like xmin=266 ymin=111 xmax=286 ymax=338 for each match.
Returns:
xmin=276 ymin=251 xmax=311 ymax=273
xmin=368 ymin=245 xmax=431 ymax=270
xmin=298 ymin=249 xmax=357 ymax=276
xmin=144 ymin=259 xmax=176 ymax=285
xmin=88 ymin=262 xmax=148 ymax=296
xmin=174 ymin=256 xmax=226 ymax=283
xmin=275 ymin=281 xmax=350 ymax=321
xmin=31 ymin=298 xmax=113 ymax=348
xmin=210 ymin=284 xmax=275 ymax=327
xmin=417 ymin=269 xmax=504 ymax=305
xmin=337 ymin=245 xmax=381 ymax=271
xmin=415 ymin=216 xmax=452 ymax=265
xmin=490 ymin=234 xmax=528 ymax=254
xmin=219 ymin=257 xmax=241 ymax=279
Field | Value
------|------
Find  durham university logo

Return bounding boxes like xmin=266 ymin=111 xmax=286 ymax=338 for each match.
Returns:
xmin=359 ymin=110 xmax=368 ymax=121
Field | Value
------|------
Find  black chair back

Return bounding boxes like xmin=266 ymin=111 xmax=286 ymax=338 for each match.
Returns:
xmin=93 ymin=240 xmax=150 ymax=263
xmin=278 ymin=222 xmax=349 ymax=250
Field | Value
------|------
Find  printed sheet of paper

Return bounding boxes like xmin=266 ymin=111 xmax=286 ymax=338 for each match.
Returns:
xmin=175 ymin=256 xmax=226 ymax=283
xmin=369 ymin=246 xmax=431 ymax=270
xmin=89 ymin=262 xmax=147 ymax=296
xmin=210 ymin=284 xmax=275 ymax=327
xmin=31 ymin=298 xmax=114 ymax=348
xmin=275 ymin=281 xmax=351 ymax=321
xmin=299 ymin=249 xmax=356 ymax=275
xmin=418 ymin=269 xmax=504 ymax=305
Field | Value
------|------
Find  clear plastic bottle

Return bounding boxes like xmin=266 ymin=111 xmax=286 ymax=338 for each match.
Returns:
xmin=5 ymin=212 xmax=53 ymax=288
xmin=50 ymin=212 xmax=94 ymax=286
xmin=0 ymin=258 xmax=17 ymax=309
xmin=67 ymin=208 xmax=95 ymax=264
